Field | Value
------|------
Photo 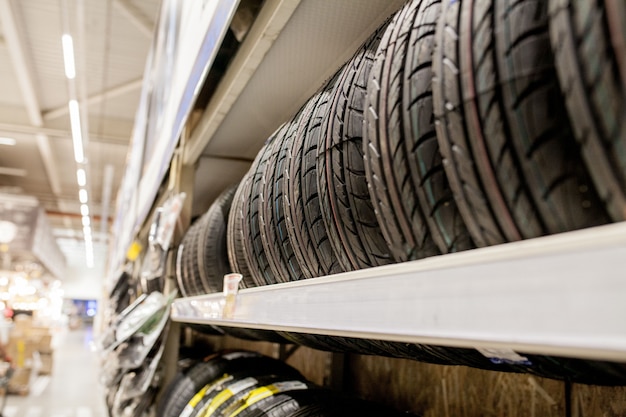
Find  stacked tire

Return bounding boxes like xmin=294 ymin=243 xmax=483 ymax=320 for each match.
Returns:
xmin=157 ymin=351 xmax=414 ymax=417
xmin=175 ymin=0 xmax=626 ymax=385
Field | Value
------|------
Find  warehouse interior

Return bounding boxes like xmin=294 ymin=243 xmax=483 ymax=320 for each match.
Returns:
xmin=0 ymin=0 xmax=625 ymax=416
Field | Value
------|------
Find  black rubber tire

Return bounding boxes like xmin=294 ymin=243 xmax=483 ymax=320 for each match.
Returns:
xmin=241 ymin=136 xmax=282 ymax=287
xmin=227 ymin=172 xmax=255 ymax=289
xmin=284 ymin=96 xmax=324 ymax=279
xmin=189 ymin=374 xmax=309 ymax=417
xmin=549 ymin=0 xmax=626 ymax=222
xmin=433 ymin=0 xmax=608 ymax=248
xmin=220 ymin=326 xmax=290 ymax=344
xmin=317 ymin=23 xmax=394 ymax=272
xmin=183 ymin=221 xmax=206 ymax=296
xmin=433 ymin=0 xmax=523 ymax=247
xmin=175 ymin=231 xmax=189 ymax=297
xmin=494 ymin=0 xmax=609 ymax=234
xmin=235 ymin=387 xmax=335 ymax=417
xmin=157 ymin=352 xmax=302 ymax=417
xmin=197 ymin=184 xmax=238 ymax=293
xmin=260 ymin=118 xmax=306 ymax=283
xmin=366 ymin=0 xmax=473 ymax=261
xmin=288 ymin=75 xmax=346 ymax=277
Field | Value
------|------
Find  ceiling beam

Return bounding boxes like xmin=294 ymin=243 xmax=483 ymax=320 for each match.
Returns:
xmin=0 ymin=0 xmax=63 ymax=195
xmin=113 ymin=0 xmax=153 ymax=38
xmin=42 ymin=78 xmax=143 ymax=121
xmin=0 ymin=122 xmax=128 ymax=146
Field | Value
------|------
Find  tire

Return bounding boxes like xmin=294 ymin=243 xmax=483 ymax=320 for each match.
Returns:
xmin=241 ymin=135 xmax=282 ymax=287
xmin=284 ymin=96 xmax=324 ymax=279
xmin=183 ymin=221 xmax=206 ymax=296
xmin=175 ymin=232 xmax=190 ymax=297
xmin=549 ymin=0 xmax=626 ymax=222
xmin=235 ymin=387 xmax=335 ymax=417
xmin=157 ymin=352 xmax=302 ymax=417
xmin=433 ymin=0 xmax=608 ymax=249
xmin=365 ymin=0 xmax=472 ymax=262
xmin=227 ymin=172 xmax=256 ymax=289
xmin=260 ymin=118 xmax=306 ymax=283
xmin=288 ymin=75 xmax=345 ymax=277
xmin=197 ymin=185 xmax=238 ymax=293
xmin=317 ymin=23 xmax=394 ymax=271
xmin=189 ymin=374 xmax=309 ymax=417
xmin=220 ymin=326 xmax=290 ymax=344
xmin=494 ymin=0 xmax=609 ymax=234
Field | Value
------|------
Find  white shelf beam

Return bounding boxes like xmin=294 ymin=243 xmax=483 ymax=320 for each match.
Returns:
xmin=172 ymin=222 xmax=626 ymax=362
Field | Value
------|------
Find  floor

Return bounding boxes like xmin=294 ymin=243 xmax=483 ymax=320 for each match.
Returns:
xmin=2 ymin=326 xmax=108 ymax=417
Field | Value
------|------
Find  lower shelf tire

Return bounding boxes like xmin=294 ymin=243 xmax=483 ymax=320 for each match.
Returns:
xmin=221 ymin=326 xmax=291 ymax=344
xmin=157 ymin=351 xmax=303 ymax=417
xmin=234 ymin=387 xmax=335 ymax=417
xmin=549 ymin=0 xmax=626 ymax=222
xmin=317 ymin=21 xmax=394 ymax=272
xmin=198 ymin=184 xmax=239 ymax=293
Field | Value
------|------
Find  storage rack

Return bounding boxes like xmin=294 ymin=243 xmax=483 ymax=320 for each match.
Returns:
xmin=112 ymin=0 xmax=626 ymax=384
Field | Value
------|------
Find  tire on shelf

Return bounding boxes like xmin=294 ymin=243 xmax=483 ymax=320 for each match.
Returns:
xmin=365 ymin=0 xmax=473 ymax=261
xmin=494 ymin=0 xmax=609 ymax=234
xmin=234 ymin=387 xmax=335 ymax=417
xmin=188 ymin=374 xmax=310 ymax=417
xmin=287 ymin=74 xmax=345 ymax=278
xmin=227 ymin=171 xmax=256 ymax=289
xmin=157 ymin=351 xmax=303 ymax=417
xmin=317 ymin=21 xmax=394 ymax=272
xmin=432 ymin=0 xmax=609 ymax=248
xmin=549 ymin=0 xmax=626 ymax=222
xmin=242 ymin=132 xmax=285 ymax=287
xmin=182 ymin=220 xmax=206 ymax=296
xmin=260 ymin=117 xmax=306 ymax=283
xmin=197 ymin=184 xmax=239 ymax=293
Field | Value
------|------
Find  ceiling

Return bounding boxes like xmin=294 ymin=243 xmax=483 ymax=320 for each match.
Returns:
xmin=0 ymin=0 xmax=160 ymax=274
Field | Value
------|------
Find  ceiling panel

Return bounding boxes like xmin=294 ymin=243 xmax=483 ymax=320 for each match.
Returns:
xmin=0 ymin=0 xmax=160 ymax=280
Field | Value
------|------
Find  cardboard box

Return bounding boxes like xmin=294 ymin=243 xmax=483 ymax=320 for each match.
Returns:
xmin=6 ymin=336 xmax=36 ymax=369
xmin=7 ymin=367 xmax=31 ymax=395
xmin=38 ymin=352 xmax=53 ymax=375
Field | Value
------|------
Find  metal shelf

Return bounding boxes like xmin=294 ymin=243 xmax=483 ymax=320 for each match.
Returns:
xmin=172 ymin=222 xmax=626 ymax=362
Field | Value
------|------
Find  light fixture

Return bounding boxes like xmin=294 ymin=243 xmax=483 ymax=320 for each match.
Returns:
xmin=80 ymin=204 xmax=89 ymax=216
xmin=81 ymin=215 xmax=90 ymax=227
xmin=0 ymin=221 xmax=17 ymax=244
xmin=79 ymin=188 xmax=88 ymax=203
xmin=0 ymin=137 xmax=16 ymax=146
xmin=61 ymin=34 xmax=76 ymax=79
xmin=76 ymin=168 xmax=86 ymax=186
xmin=68 ymin=100 xmax=84 ymax=163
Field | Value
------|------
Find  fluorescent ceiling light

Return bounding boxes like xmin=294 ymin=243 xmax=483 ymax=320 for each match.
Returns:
xmin=82 ymin=216 xmax=90 ymax=227
xmin=68 ymin=100 xmax=84 ymax=163
xmin=0 ymin=137 xmax=16 ymax=146
xmin=76 ymin=168 xmax=86 ymax=186
xmin=83 ymin=225 xmax=91 ymax=237
xmin=80 ymin=204 xmax=89 ymax=216
xmin=62 ymin=34 xmax=76 ymax=79
xmin=79 ymin=188 xmax=88 ymax=203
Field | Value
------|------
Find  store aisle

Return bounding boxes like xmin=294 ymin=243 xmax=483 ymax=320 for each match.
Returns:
xmin=3 ymin=326 xmax=108 ymax=417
